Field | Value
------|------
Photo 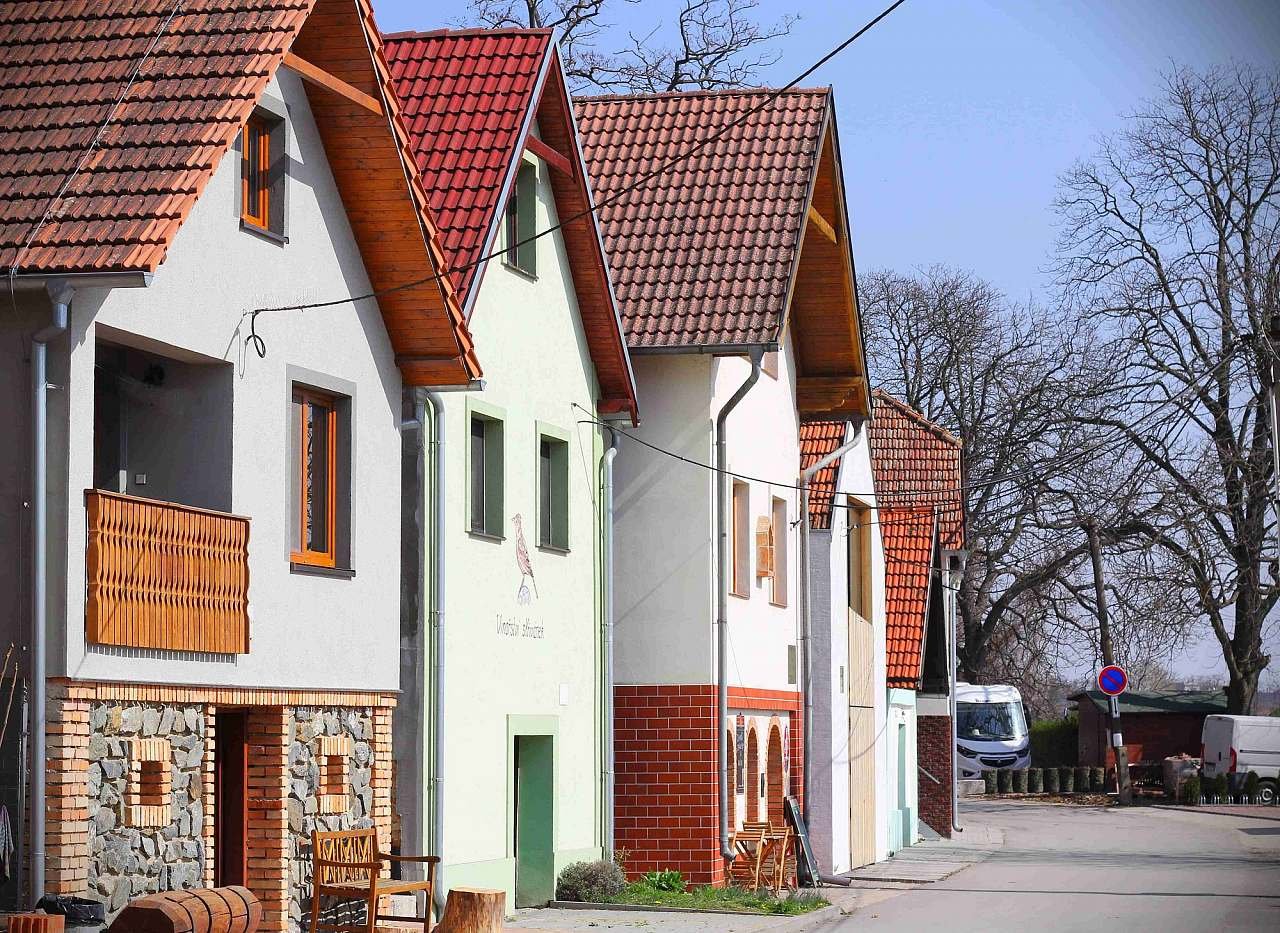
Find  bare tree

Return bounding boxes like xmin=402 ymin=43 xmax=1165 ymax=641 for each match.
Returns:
xmin=1056 ymin=64 xmax=1280 ymax=713
xmin=463 ymin=0 xmax=793 ymax=93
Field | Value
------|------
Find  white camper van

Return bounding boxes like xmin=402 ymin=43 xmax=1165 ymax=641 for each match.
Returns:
xmin=955 ymin=683 xmax=1029 ymax=778
xmin=1201 ymin=714 xmax=1280 ymax=803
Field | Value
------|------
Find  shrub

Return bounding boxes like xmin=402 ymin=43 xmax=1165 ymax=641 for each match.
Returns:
xmin=1044 ymin=766 xmax=1059 ymax=793
xmin=1029 ymin=715 xmax=1078 ymax=767
xmin=556 ymin=859 xmax=626 ymax=903
xmin=1012 ymin=769 xmax=1028 ymax=794
xmin=997 ymin=768 xmax=1013 ymax=794
xmin=1090 ymin=767 xmax=1106 ymax=792
xmin=1208 ymin=773 xmax=1229 ymax=801
xmin=1059 ymin=766 xmax=1075 ymax=793
xmin=1075 ymin=766 xmax=1090 ymax=792
xmin=1244 ymin=771 xmax=1261 ymax=801
xmin=1180 ymin=774 xmax=1201 ymax=805
xmin=640 ymin=870 xmax=685 ymax=893
xmin=1028 ymin=768 xmax=1043 ymax=793
xmin=984 ymin=771 xmax=997 ymax=794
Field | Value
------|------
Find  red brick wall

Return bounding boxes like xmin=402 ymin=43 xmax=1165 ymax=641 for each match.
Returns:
xmin=613 ymin=685 xmax=802 ymax=887
xmin=1078 ymin=704 xmax=1211 ymax=768
xmin=917 ymin=714 xmax=952 ymax=838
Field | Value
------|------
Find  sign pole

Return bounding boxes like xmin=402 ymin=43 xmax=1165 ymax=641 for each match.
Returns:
xmin=1097 ymin=665 xmax=1132 ymax=805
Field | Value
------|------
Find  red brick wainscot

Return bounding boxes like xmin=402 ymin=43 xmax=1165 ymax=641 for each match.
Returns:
xmin=916 ymin=711 xmax=953 ymax=838
xmin=613 ymin=685 xmax=802 ymax=886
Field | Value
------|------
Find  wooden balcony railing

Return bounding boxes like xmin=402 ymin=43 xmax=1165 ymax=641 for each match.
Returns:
xmin=85 ymin=489 xmax=250 ymax=654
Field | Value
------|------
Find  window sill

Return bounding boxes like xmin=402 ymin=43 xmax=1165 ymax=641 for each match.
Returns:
xmin=730 ymin=590 xmax=750 ymax=601
xmin=769 ymin=600 xmax=788 ymax=609
xmin=290 ymin=562 xmax=355 ymax=580
xmin=537 ymin=543 xmax=570 ymax=555
xmin=240 ymin=218 xmax=288 ymax=246
xmin=501 ymin=258 xmax=538 ymax=281
xmin=468 ymin=529 xmax=505 ymax=543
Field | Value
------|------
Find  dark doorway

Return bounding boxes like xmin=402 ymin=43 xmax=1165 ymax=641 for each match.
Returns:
xmin=215 ymin=709 xmax=249 ymax=887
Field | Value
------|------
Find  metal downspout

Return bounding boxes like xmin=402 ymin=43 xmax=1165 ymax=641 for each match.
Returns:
xmin=30 ymin=281 xmax=71 ymax=905
xmin=716 ymin=349 xmax=764 ymax=861
xmin=602 ymin=429 xmax=620 ymax=857
xmin=798 ymin=420 xmax=864 ymax=834
xmin=944 ymin=550 xmax=966 ymax=834
xmin=425 ymin=391 xmax=447 ymax=914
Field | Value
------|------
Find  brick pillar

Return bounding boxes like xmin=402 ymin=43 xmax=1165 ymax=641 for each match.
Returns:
xmin=788 ymin=700 xmax=804 ymax=815
xmin=203 ymin=704 xmax=217 ymax=888
xmin=246 ymin=707 xmax=290 ymax=930
xmin=916 ymin=715 xmax=953 ymax=838
xmin=371 ymin=703 xmax=394 ymax=873
xmin=45 ymin=682 xmax=93 ymax=896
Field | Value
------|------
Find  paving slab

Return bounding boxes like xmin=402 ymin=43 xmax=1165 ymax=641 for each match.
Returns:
xmin=838 ymin=822 xmax=1003 ymax=884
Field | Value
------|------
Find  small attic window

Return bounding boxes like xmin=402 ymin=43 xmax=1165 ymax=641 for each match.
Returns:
xmin=239 ymin=109 xmax=287 ymax=241
xmin=503 ymin=160 xmax=537 ymax=276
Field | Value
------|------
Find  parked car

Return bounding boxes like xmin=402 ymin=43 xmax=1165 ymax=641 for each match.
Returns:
xmin=955 ymin=683 xmax=1030 ymax=778
xmin=1201 ymin=714 xmax=1280 ymax=802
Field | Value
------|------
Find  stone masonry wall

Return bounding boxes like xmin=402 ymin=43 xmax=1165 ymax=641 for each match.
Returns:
xmin=86 ymin=701 xmax=209 ymax=918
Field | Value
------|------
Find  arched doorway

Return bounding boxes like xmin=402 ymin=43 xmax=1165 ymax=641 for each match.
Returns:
xmin=767 ymin=724 xmax=784 ymax=825
xmin=746 ymin=728 xmax=759 ymax=822
xmin=726 ymin=729 xmax=737 ymax=830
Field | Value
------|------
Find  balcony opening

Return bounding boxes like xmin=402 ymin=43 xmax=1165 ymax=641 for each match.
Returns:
xmin=94 ymin=339 xmax=233 ymax=512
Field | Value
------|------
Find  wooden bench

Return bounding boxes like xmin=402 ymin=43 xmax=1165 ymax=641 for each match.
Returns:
xmin=105 ymin=886 xmax=261 ymax=932
xmin=311 ymin=829 xmax=437 ymax=933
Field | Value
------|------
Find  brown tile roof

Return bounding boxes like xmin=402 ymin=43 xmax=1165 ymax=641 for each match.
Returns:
xmin=880 ymin=506 xmax=936 ymax=688
xmin=384 ymin=28 xmax=636 ymax=419
xmin=0 ymin=0 xmax=481 ymax=386
xmin=868 ymin=390 xmax=964 ymax=551
xmin=800 ymin=420 xmax=847 ymax=530
xmin=574 ymin=89 xmax=830 ymax=350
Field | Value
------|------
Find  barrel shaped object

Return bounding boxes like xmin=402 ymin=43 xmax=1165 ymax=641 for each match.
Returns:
xmin=105 ymin=887 xmax=261 ymax=933
xmin=8 ymin=915 xmax=66 ymax=933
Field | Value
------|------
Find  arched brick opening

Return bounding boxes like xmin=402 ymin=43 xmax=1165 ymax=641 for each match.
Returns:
xmin=767 ymin=724 xmax=784 ymax=825
xmin=726 ymin=729 xmax=737 ymax=830
xmin=746 ymin=728 xmax=759 ymax=822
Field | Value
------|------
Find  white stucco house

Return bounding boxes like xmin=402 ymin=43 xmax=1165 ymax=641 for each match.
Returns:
xmin=0 ymin=2 xmax=481 ymax=928
xmin=576 ymin=88 xmax=873 ymax=885
xmin=384 ymin=28 xmax=638 ymax=910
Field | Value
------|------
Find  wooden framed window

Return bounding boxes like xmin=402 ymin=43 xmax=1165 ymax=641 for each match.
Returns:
xmin=292 ymin=388 xmax=338 ymax=567
xmin=241 ymin=116 xmax=271 ymax=229
xmin=468 ymin=407 xmax=505 ymax=537
xmin=537 ymin=430 xmax=569 ymax=550
xmin=770 ymin=496 xmax=788 ymax=606
xmin=731 ymin=481 xmax=750 ymax=597
xmin=504 ymin=159 xmax=537 ymax=275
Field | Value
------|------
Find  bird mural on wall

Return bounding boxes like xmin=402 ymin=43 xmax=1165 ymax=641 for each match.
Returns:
xmin=512 ymin=513 xmax=538 ymax=604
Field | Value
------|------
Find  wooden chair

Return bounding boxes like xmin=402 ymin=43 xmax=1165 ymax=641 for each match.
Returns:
xmin=310 ymin=828 xmax=438 ymax=933
xmin=728 ymin=821 xmax=771 ymax=889
xmin=759 ymin=824 xmax=795 ymax=894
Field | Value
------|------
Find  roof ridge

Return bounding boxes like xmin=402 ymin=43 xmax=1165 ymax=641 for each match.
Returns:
xmin=577 ymin=86 xmax=831 ymax=103
xmin=382 ymin=27 xmax=554 ymax=41
xmin=872 ymin=389 xmax=963 ymax=448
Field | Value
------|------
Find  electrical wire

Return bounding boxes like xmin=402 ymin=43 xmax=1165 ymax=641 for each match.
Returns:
xmin=243 ymin=0 xmax=910 ymax=320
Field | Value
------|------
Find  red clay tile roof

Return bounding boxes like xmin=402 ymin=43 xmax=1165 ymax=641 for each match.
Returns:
xmin=800 ymin=420 xmax=847 ymax=530
xmin=384 ymin=28 xmax=637 ymax=420
xmin=868 ymin=390 xmax=964 ymax=551
xmin=0 ymin=0 xmax=481 ymax=386
xmin=574 ymin=89 xmax=830 ymax=349
xmin=880 ymin=506 xmax=936 ymax=688
xmin=0 ymin=0 xmax=314 ymax=273
xmin=383 ymin=28 xmax=552 ymax=310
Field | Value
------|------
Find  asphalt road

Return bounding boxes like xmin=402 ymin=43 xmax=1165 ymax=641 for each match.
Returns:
xmin=833 ymin=799 xmax=1280 ymax=932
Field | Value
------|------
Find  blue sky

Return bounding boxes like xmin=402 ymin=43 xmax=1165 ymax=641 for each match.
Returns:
xmin=373 ymin=1 xmax=1280 ymax=685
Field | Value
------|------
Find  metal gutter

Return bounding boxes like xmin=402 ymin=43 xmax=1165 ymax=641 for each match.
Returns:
xmin=601 ymin=428 xmax=620 ymax=855
xmin=7 ymin=271 xmax=151 ymax=290
xmin=425 ymin=390 xmax=447 ymax=914
xmin=798 ymin=418 xmax=864 ymax=834
xmin=716 ymin=348 xmax=764 ymax=861
xmin=627 ymin=341 xmax=779 ymax=357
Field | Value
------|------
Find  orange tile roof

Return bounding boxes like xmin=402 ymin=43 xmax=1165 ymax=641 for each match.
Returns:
xmin=574 ymin=89 xmax=830 ymax=349
xmin=0 ymin=0 xmax=480 ymax=386
xmin=800 ymin=420 xmax=847 ymax=530
xmin=880 ymin=506 xmax=936 ymax=688
xmin=868 ymin=390 xmax=964 ymax=550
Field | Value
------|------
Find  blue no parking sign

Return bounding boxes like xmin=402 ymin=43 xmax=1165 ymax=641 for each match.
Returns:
xmin=1098 ymin=664 xmax=1128 ymax=696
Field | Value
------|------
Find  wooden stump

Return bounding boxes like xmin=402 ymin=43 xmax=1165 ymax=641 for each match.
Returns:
xmin=435 ymin=887 xmax=505 ymax=933
xmin=7 ymin=916 xmax=65 ymax=933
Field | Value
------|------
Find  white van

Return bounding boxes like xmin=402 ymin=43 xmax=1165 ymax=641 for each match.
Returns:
xmin=955 ymin=683 xmax=1029 ymax=778
xmin=1201 ymin=714 xmax=1280 ymax=803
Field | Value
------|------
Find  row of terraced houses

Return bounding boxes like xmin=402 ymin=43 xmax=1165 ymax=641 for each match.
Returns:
xmin=0 ymin=2 xmax=964 ymax=928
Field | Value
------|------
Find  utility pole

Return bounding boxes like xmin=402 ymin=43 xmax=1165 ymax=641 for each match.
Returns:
xmin=1085 ymin=519 xmax=1132 ymax=805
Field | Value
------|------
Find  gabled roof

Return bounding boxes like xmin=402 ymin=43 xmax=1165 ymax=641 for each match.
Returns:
xmin=868 ymin=391 xmax=964 ymax=551
xmin=800 ymin=420 xmax=847 ymax=530
xmin=575 ymin=88 xmax=870 ymax=418
xmin=881 ymin=506 xmax=937 ymax=688
xmin=0 ymin=0 xmax=480 ymax=387
xmin=384 ymin=28 xmax=637 ymax=421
